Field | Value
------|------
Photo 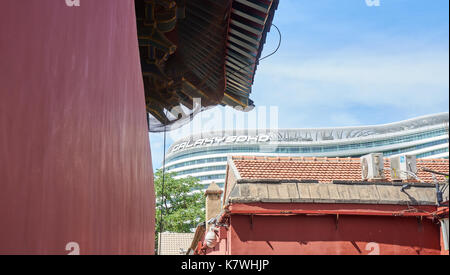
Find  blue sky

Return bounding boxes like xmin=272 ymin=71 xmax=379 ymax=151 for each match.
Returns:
xmin=149 ymin=0 xmax=449 ymax=171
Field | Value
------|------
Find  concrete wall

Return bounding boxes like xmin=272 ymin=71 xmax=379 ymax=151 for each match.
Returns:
xmin=223 ymin=160 xmax=239 ymax=206
xmin=0 ymin=0 xmax=154 ymax=254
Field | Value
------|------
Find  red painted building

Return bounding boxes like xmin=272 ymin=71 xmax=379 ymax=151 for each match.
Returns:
xmin=0 ymin=0 xmax=155 ymax=254
xmin=0 ymin=0 xmax=278 ymax=254
xmin=191 ymin=156 xmax=449 ymax=255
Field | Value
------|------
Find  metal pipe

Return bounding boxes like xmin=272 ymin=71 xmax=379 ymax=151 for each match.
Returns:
xmin=440 ymin=218 xmax=449 ymax=251
xmin=228 ymin=208 xmax=434 ymax=218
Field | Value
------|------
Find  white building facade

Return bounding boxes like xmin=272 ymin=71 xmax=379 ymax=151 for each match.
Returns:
xmin=164 ymin=113 xmax=449 ymax=189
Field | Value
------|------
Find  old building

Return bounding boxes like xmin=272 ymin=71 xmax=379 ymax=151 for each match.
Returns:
xmin=191 ymin=155 xmax=449 ymax=255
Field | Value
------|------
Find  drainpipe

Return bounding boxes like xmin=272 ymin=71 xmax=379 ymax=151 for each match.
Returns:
xmin=441 ymin=218 xmax=449 ymax=252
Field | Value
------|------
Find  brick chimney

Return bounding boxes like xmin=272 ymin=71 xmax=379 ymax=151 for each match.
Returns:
xmin=205 ymin=182 xmax=223 ymax=232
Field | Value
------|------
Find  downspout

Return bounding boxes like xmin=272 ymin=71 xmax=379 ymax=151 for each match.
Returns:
xmin=441 ymin=218 xmax=449 ymax=251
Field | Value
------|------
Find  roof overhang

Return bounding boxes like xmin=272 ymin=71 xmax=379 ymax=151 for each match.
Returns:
xmin=135 ymin=0 xmax=279 ymax=130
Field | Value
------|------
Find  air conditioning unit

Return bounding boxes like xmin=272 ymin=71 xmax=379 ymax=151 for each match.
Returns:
xmin=390 ymin=155 xmax=417 ymax=181
xmin=361 ymin=153 xmax=385 ymax=181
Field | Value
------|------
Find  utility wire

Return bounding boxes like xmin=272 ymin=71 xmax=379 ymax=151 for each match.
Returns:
xmin=226 ymin=24 xmax=282 ymax=83
xmin=258 ymin=24 xmax=282 ymax=62
xmin=157 ymin=122 xmax=168 ymax=254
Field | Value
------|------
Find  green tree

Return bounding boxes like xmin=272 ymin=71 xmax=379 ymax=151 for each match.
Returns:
xmin=154 ymin=169 xmax=205 ymax=252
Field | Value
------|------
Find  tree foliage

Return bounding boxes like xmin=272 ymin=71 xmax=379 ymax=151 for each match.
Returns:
xmin=154 ymin=169 xmax=205 ymax=241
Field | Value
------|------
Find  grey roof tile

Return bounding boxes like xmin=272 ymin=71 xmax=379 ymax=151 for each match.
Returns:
xmin=228 ymin=182 xmax=439 ymax=206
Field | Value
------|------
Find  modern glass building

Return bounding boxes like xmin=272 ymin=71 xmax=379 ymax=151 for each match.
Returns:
xmin=165 ymin=113 xmax=449 ymax=189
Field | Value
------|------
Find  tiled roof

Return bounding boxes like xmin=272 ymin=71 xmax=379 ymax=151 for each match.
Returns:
xmin=231 ymin=156 xmax=449 ymax=184
xmin=158 ymin=233 xmax=195 ymax=255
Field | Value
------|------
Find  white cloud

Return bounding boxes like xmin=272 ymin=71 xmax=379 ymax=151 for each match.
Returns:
xmin=255 ymin=46 xmax=449 ymax=109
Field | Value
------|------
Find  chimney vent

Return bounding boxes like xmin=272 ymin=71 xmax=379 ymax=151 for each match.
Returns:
xmin=204 ymin=182 xmax=223 ymax=232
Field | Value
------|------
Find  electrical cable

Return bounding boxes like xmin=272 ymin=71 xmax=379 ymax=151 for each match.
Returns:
xmin=441 ymin=183 xmax=448 ymax=193
xmin=226 ymin=23 xmax=282 ymax=82
xmin=157 ymin=120 xmax=168 ymax=254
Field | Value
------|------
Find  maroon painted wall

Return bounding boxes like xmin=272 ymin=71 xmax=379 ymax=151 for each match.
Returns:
xmin=0 ymin=0 xmax=154 ymax=254
xmin=227 ymin=214 xmax=441 ymax=255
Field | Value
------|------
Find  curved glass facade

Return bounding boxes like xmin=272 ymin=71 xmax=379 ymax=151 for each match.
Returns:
xmin=166 ymin=128 xmax=448 ymax=163
xmin=164 ymin=113 xmax=449 ymax=188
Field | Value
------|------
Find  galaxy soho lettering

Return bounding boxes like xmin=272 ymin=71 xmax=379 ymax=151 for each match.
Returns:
xmin=171 ymin=135 xmax=270 ymax=153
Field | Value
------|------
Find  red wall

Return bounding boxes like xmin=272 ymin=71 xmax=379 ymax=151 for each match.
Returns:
xmin=226 ymin=214 xmax=441 ymax=255
xmin=205 ymin=203 xmax=443 ymax=255
xmin=0 ymin=0 xmax=154 ymax=254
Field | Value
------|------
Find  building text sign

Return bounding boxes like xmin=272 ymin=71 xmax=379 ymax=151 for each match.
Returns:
xmin=171 ymin=135 xmax=271 ymax=153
